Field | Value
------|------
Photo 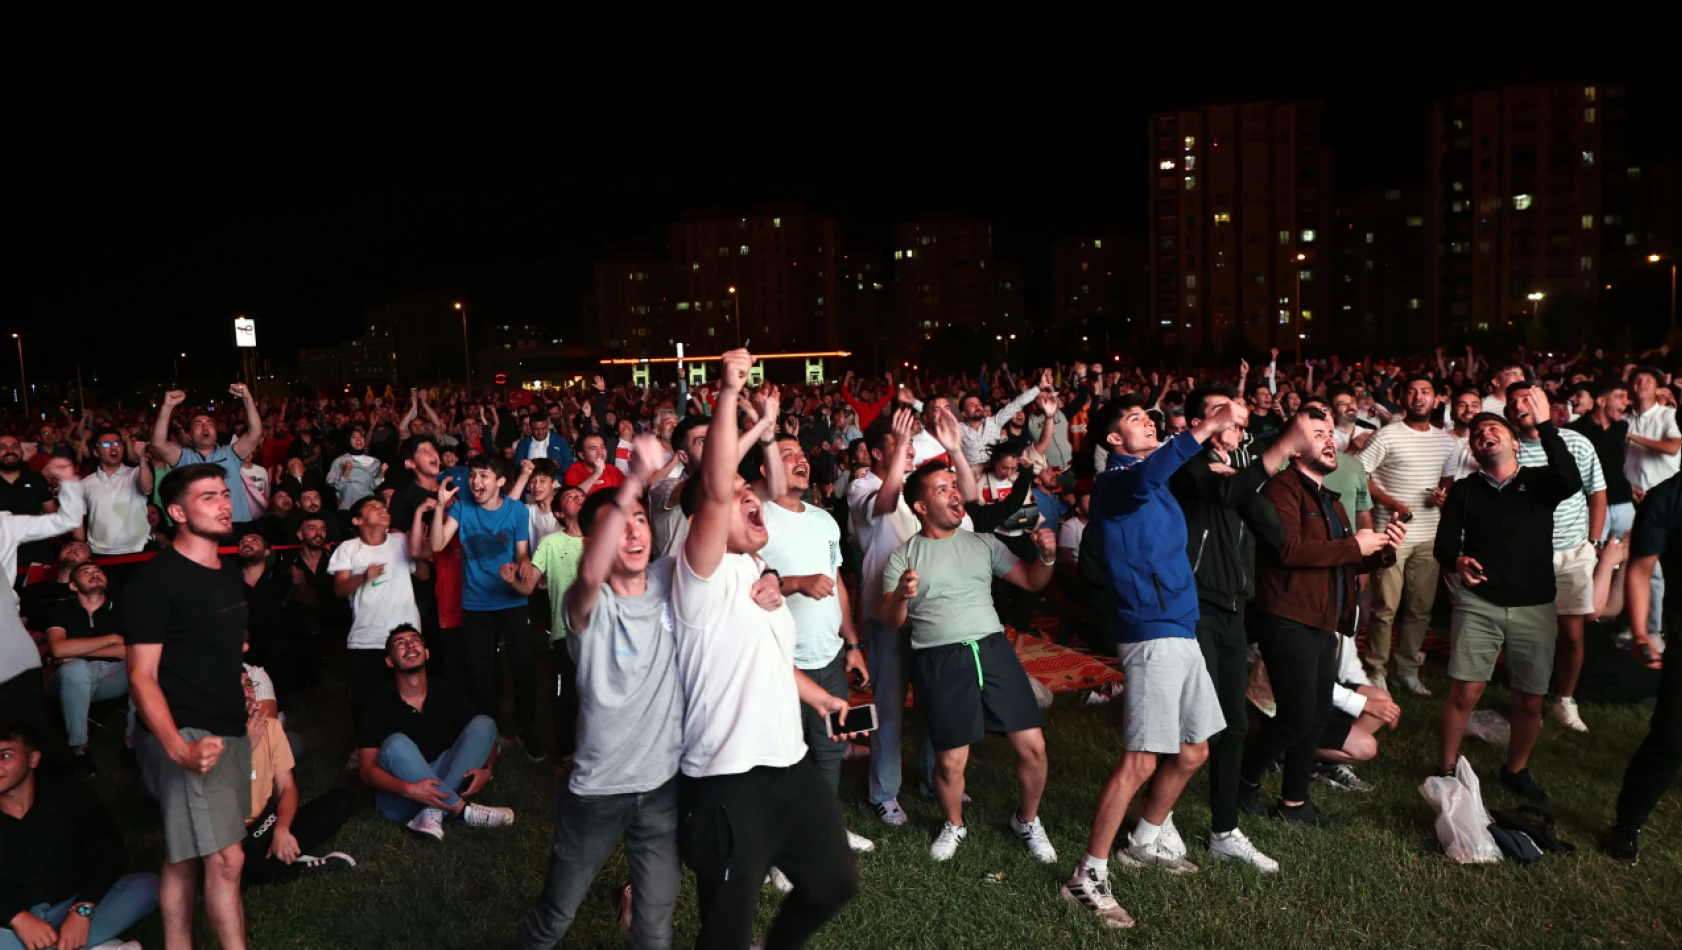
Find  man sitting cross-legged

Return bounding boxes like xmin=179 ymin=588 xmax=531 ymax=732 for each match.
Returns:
xmin=881 ymin=460 xmax=1060 ymax=864
xmin=356 ymin=624 xmax=514 ymax=840
xmin=239 ymin=671 xmax=357 ymax=887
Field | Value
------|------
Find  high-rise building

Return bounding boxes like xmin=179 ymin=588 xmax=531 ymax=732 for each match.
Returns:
xmin=1329 ymin=188 xmax=1431 ymax=354
xmin=1426 ymin=82 xmax=1626 ymax=344
xmin=593 ymin=258 xmax=667 ymax=357
xmin=1052 ymin=235 xmax=1148 ymax=352
xmin=838 ymin=246 xmax=890 ymax=370
xmin=891 ymin=217 xmax=995 ymax=349
xmin=1147 ymin=102 xmax=1335 ymax=359
xmin=665 ymin=203 xmax=841 ymax=354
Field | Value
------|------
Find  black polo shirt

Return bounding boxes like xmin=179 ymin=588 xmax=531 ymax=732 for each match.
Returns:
xmin=0 ymin=468 xmax=56 ymax=565
xmin=1567 ymin=415 xmax=1634 ymax=505
xmin=1630 ymin=473 xmax=1682 ymax=623
xmin=45 ymin=596 xmax=122 ymax=638
xmin=358 ymin=679 xmax=477 ymax=762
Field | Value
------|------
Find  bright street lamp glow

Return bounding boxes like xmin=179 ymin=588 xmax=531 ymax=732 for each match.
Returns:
xmin=1527 ymin=292 xmax=1545 ymax=301
xmin=453 ymin=302 xmax=463 ymax=310
xmin=1651 ymin=254 xmax=1664 ymax=263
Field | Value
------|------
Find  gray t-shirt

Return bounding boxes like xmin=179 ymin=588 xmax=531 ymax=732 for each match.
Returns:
xmin=646 ymin=478 xmax=689 ymax=563
xmin=563 ymin=556 xmax=683 ymax=796
xmin=882 ymin=530 xmax=1018 ymax=650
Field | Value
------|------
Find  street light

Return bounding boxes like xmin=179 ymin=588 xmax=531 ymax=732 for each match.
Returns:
xmin=454 ymin=303 xmax=471 ymax=391
xmin=1649 ymin=255 xmax=1678 ymax=333
xmin=174 ymin=351 xmax=186 ymax=384
xmin=727 ymin=286 xmax=742 ymax=346
xmin=1294 ymin=253 xmax=1307 ymax=356
xmin=11 ymin=334 xmax=26 ymax=420
xmin=1527 ymin=291 xmax=1545 ymax=326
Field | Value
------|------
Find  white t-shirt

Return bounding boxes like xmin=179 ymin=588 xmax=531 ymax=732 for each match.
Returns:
xmin=1625 ymin=402 xmax=1682 ymax=491
xmin=846 ymin=470 xmax=920 ymax=623
xmin=1058 ymin=517 xmax=1086 ymax=556
xmin=527 ymin=504 xmax=560 ymax=551
xmin=1441 ymin=432 xmax=1479 ymax=483
xmin=1482 ymin=394 xmax=1506 ymax=415
xmin=758 ymin=501 xmax=844 ymax=670
xmin=911 ymin=430 xmax=949 ymax=467
xmin=327 ymin=534 xmax=420 ymax=650
xmin=670 ymin=548 xmax=805 ymax=778
xmin=526 ymin=435 xmax=551 ymax=460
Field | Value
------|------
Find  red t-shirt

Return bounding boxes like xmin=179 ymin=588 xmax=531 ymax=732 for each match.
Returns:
xmin=261 ymin=433 xmax=295 ymax=470
xmin=563 ymin=462 xmax=626 ymax=495
xmin=434 ymin=535 xmax=464 ymax=629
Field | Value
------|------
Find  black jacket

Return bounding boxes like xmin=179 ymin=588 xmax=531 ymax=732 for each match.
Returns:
xmin=1169 ymin=444 xmax=1285 ymax=614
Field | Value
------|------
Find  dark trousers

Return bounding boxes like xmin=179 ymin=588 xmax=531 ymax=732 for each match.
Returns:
xmin=551 ymin=640 xmax=579 ymax=760
xmin=1196 ymin=604 xmax=1250 ymax=833
xmin=344 ymin=648 xmax=392 ymax=733
xmin=680 ymin=758 xmax=859 ymax=950
xmin=1617 ymin=642 xmax=1682 ymax=828
xmin=241 ymin=787 xmax=357 ymax=886
xmin=1241 ymin=614 xmax=1337 ymax=804
xmin=798 ymin=649 xmax=850 ymax=795
xmin=460 ymin=607 xmax=542 ymax=754
xmin=514 ymin=778 xmax=681 ymax=950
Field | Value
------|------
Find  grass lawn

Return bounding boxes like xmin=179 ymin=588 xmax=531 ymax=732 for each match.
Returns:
xmin=88 ymin=659 xmax=1679 ymax=949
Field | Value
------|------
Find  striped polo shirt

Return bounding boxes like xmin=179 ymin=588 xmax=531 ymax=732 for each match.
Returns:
xmin=1516 ymin=428 xmax=1606 ymax=550
xmin=1357 ymin=420 xmax=1458 ymax=539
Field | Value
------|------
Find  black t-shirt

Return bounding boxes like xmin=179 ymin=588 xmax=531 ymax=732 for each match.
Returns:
xmin=358 ymin=679 xmax=477 ymax=762
xmin=1631 ymin=473 xmax=1682 ymax=622
xmin=45 ymin=597 xmax=122 ymax=638
xmin=388 ymin=480 xmax=436 ymax=532
xmin=19 ymin=581 xmax=75 ymax=630
xmin=123 ymin=546 xmax=249 ymax=736
xmin=1567 ymin=416 xmax=1634 ymax=505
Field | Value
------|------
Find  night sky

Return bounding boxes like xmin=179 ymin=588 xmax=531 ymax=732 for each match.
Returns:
xmin=13 ymin=11 xmax=1681 ymax=391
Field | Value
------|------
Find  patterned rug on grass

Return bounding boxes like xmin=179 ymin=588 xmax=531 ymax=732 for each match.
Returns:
xmin=848 ymin=620 xmax=1122 ymax=707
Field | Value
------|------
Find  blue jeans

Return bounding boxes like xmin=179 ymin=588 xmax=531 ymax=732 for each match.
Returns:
xmin=374 ymin=714 xmax=498 ymax=823
xmin=0 ymin=872 xmax=159 ymax=950
xmin=864 ymin=620 xmax=934 ymax=805
xmin=46 ymin=658 xmax=128 ymax=747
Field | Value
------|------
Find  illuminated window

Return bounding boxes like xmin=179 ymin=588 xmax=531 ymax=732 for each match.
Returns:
xmin=1406 ymin=216 xmax=1423 ymax=227
xmin=1452 ymin=181 xmax=1465 ymax=193
xmin=1279 ymin=230 xmax=1291 ymax=244
xmin=1452 ymin=201 xmax=1465 ymax=213
xmin=1159 ymin=159 xmax=1176 ymax=170
xmin=1187 ymin=294 xmax=1197 ymax=307
xmin=1301 ymin=229 xmax=1316 ymax=243
xmin=1184 ymin=135 xmax=1196 ymax=148
xmin=1584 ymin=107 xmax=1596 ymax=123
xmin=894 ymin=250 xmax=903 ymax=260
xmin=1299 ymin=269 xmax=1313 ymax=282
xmin=1093 ymin=239 xmax=1102 ymax=248
xmin=1081 ymin=261 xmax=1089 ymax=271
xmin=676 ymin=302 xmax=690 ymax=310
xmin=1513 ymin=194 xmax=1533 ymax=210
xmin=1301 ymin=310 xmax=1312 ymax=322
xmin=1184 ymin=175 xmax=1196 ymax=190
xmin=1408 ymin=298 xmax=1421 ymax=309
xmin=708 ymin=327 xmax=715 ymax=336
xmin=1450 ymin=241 xmax=1470 ymax=253
xmin=906 ymin=249 xmax=914 ymax=259
xmin=1184 ymin=156 xmax=1196 ymax=170
xmin=1626 ymin=233 xmax=1638 ymax=246
xmin=773 ymin=217 xmax=781 ymax=227
xmin=740 ymin=245 xmax=749 ymax=256
xmin=1584 ymin=85 xmax=1596 ymax=102
xmin=1365 ymin=232 xmax=1374 ymax=244
xmin=691 ymin=262 xmax=700 ymax=271
xmin=1186 ymin=275 xmax=1197 ymax=288
xmin=1582 ymin=215 xmax=1594 ymax=229
xmin=1582 ymin=150 xmax=1595 ymax=166
xmin=718 ymin=247 xmax=728 ymax=257
xmin=1214 ymin=212 xmax=1230 ymax=224
xmin=1581 ymin=256 xmax=1594 ymax=271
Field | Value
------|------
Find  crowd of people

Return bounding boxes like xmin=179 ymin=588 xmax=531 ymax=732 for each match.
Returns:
xmin=0 ymin=342 xmax=1679 ymax=947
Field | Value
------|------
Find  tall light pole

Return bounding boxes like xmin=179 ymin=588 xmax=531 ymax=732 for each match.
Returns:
xmin=1651 ymin=254 xmax=1678 ymax=333
xmin=1293 ymin=253 xmax=1307 ymax=357
xmin=174 ymin=352 xmax=186 ymax=385
xmin=455 ymin=302 xmax=472 ymax=391
xmin=1527 ymin=291 xmax=1545 ymax=327
xmin=11 ymin=334 xmax=27 ymax=420
xmin=728 ymin=286 xmax=742 ymax=346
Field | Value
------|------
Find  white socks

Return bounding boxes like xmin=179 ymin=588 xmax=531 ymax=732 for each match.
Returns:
xmin=1083 ymin=853 xmax=1109 ymax=880
xmin=1132 ymin=818 xmax=1162 ymax=847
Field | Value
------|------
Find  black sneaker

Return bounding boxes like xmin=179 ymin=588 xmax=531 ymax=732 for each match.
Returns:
xmin=1238 ymin=782 xmax=1268 ymax=817
xmin=1499 ymin=767 xmax=1548 ymax=804
xmin=70 ymin=750 xmax=97 ymax=777
xmin=1270 ymin=800 xmax=1344 ymax=831
xmin=1604 ymin=825 xmax=1640 ymax=866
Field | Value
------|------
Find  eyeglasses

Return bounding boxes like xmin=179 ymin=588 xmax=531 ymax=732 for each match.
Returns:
xmin=97 ymin=440 xmax=123 ymax=448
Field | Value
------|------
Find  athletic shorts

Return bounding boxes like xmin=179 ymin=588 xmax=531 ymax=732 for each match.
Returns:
xmin=1449 ymin=587 xmax=1557 ymax=695
xmin=912 ymin=632 xmax=1043 ymax=751
xmin=1117 ymin=637 xmax=1226 ymax=754
xmin=140 ymin=726 xmax=252 ymax=864
xmin=1552 ymin=541 xmax=1597 ymax=617
xmin=1317 ymin=712 xmax=1354 ymax=752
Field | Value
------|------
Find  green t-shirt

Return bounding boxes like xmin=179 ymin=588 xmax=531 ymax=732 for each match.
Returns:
xmin=532 ymin=531 xmax=585 ymax=641
xmin=882 ymin=530 xmax=1018 ymax=650
xmin=1324 ymin=451 xmax=1373 ymax=518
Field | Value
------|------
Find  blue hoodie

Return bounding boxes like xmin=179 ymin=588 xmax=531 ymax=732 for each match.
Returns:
xmin=1089 ymin=429 xmax=1203 ymax=643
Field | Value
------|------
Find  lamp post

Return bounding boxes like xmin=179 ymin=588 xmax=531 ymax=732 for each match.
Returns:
xmin=173 ymin=351 xmax=186 ymax=385
xmin=1293 ymin=253 xmax=1307 ymax=357
xmin=454 ymin=302 xmax=471 ymax=391
xmin=1651 ymin=254 xmax=1678 ymax=333
xmin=996 ymin=333 xmax=1016 ymax=361
xmin=728 ymin=286 xmax=742 ymax=346
xmin=1527 ymin=291 xmax=1545 ymax=326
xmin=11 ymin=334 xmax=27 ymax=420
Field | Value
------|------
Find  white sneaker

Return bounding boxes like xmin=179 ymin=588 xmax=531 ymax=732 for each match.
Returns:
xmin=1157 ymin=814 xmax=1187 ymax=859
xmin=1010 ymin=814 xmax=1058 ymax=863
xmin=1118 ymin=835 xmax=1199 ymax=874
xmin=1082 ymin=689 xmax=1111 ymax=706
xmin=929 ymin=821 xmax=968 ymax=861
xmin=295 ymin=851 xmax=357 ymax=873
xmin=1550 ymin=696 xmax=1589 ymax=733
xmin=875 ymin=799 xmax=909 ymax=826
xmin=1210 ymin=829 xmax=1280 ymax=873
xmin=765 ymin=866 xmax=794 ymax=893
xmin=460 ymin=803 xmax=516 ymax=828
xmin=1396 ymin=674 xmax=1433 ymax=697
xmin=1059 ymin=867 xmax=1135 ymax=929
xmin=847 ymin=830 xmax=876 ymax=853
xmin=406 ymin=807 xmax=445 ymax=841
xmin=90 ymin=942 xmax=143 ymax=950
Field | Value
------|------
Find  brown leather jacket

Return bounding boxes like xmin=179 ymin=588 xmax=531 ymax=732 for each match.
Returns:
xmin=1254 ymin=467 xmax=1394 ymax=632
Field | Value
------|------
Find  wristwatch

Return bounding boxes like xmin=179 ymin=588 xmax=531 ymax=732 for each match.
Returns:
xmin=844 ymin=643 xmax=861 ymax=653
xmin=73 ymin=902 xmax=95 ymax=918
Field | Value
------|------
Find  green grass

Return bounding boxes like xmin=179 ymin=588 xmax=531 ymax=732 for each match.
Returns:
xmin=88 ymin=661 xmax=1679 ymax=949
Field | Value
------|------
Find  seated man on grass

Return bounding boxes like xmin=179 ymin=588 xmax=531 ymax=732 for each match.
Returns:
xmin=356 ymin=624 xmax=514 ymax=840
xmin=0 ymin=722 xmax=157 ymax=950
xmin=44 ymin=561 xmax=128 ymax=775
xmin=240 ymin=671 xmax=357 ymax=887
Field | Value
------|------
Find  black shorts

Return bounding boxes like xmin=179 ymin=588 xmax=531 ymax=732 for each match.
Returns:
xmin=912 ymin=632 xmax=1043 ymax=752
xmin=1318 ymin=712 xmax=1353 ymax=752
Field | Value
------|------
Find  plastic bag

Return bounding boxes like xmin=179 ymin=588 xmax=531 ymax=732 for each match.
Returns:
xmin=1418 ymin=756 xmax=1503 ymax=864
xmin=1464 ymin=709 xmax=1511 ymax=745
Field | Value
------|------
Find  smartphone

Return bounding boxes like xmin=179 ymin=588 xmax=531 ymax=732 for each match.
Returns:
xmin=826 ymin=703 xmax=878 ymax=737
xmin=1397 ymin=511 xmax=1413 ymax=524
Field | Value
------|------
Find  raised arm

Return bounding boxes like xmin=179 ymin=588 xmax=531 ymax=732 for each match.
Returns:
xmin=569 ymin=435 xmax=661 ymax=631
xmin=931 ymin=407 xmax=979 ymax=503
xmin=685 ymin=348 xmax=752 ymax=579
xmin=230 ymin=383 xmax=263 ymax=460
xmin=750 ymin=385 xmax=787 ymax=501
xmin=991 ymin=369 xmax=1046 ymax=427
xmin=150 ymin=390 xmax=187 ymax=467
xmin=431 ymin=479 xmax=460 ymax=552
xmin=871 ymin=407 xmax=916 ymax=516
xmin=1030 ymin=392 xmax=1057 ymax=458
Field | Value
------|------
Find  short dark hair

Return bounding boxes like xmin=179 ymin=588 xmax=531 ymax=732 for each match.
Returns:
xmin=1596 ymin=379 xmax=1630 ymax=401
xmin=1105 ymin=394 xmax=1153 ymax=436
xmin=1505 ymin=379 xmax=1540 ymax=402
xmin=1403 ymin=372 xmax=1436 ymax=390
xmin=466 ymin=454 xmax=506 ymax=481
xmin=1632 ymin=365 xmax=1665 ymax=387
xmin=904 ymin=459 xmax=951 ymax=511
xmin=1326 ymin=383 xmax=1356 ymax=403
xmin=579 ymin=490 xmax=644 ymax=537
xmin=865 ymin=412 xmax=899 ymax=456
xmin=528 ymin=457 xmax=560 ymax=480
xmin=0 ymin=721 xmax=40 ymax=754
xmin=402 ymin=434 xmax=440 ymax=461
xmin=296 ymin=511 xmax=329 ymax=528
xmin=672 ymin=414 xmax=710 ymax=454
xmin=1470 ymin=411 xmax=1516 ymax=437
xmin=1452 ymin=385 xmax=1482 ymax=402
xmin=94 ymin=427 xmax=123 ymax=446
xmin=580 ymin=432 xmax=606 ymax=451
xmin=350 ymin=495 xmax=384 ymax=522
xmin=1297 ymin=405 xmax=1331 ymax=422
xmin=158 ymin=463 xmax=229 ymax=511
xmin=1185 ymin=385 xmax=1239 ymax=423
xmin=384 ymin=623 xmax=423 ymax=654
xmin=986 ymin=437 xmax=1029 ymax=465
